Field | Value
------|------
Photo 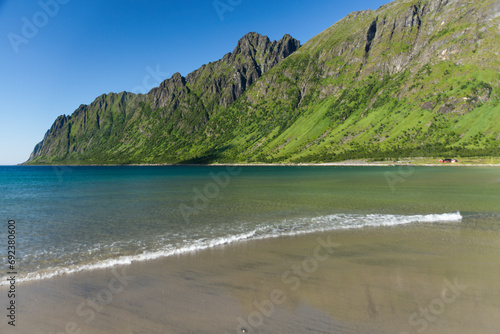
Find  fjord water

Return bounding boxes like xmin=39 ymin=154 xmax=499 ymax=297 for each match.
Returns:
xmin=0 ymin=165 xmax=499 ymax=284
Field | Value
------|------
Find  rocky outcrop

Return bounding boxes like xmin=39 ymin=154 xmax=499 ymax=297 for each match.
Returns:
xmin=147 ymin=32 xmax=300 ymax=112
xmin=149 ymin=72 xmax=190 ymax=110
xmin=185 ymin=32 xmax=300 ymax=108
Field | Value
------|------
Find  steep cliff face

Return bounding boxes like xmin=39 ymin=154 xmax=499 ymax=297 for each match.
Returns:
xmin=28 ymin=33 xmax=301 ymax=163
xmin=247 ymin=0 xmax=498 ymax=105
xmin=214 ymin=0 xmax=500 ymax=162
xmin=146 ymin=32 xmax=301 ymax=120
xmin=27 ymin=0 xmax=499 ymax=164
xmin=29 ymin=115 xmax=71 ymax=160
xmin=184 ymin=33 xmax=300 ymax=109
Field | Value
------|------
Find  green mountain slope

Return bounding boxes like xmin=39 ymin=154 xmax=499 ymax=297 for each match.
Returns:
xmin=27 ymin=0 xmax=500 ymax=164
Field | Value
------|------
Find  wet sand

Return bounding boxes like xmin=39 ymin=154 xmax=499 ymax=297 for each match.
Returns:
xmin=3 ymin=220 xmax=500 ymax=334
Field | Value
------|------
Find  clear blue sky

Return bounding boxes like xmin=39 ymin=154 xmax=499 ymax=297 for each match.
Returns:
xmin=0 ymin=0 xmax=389 ymax=165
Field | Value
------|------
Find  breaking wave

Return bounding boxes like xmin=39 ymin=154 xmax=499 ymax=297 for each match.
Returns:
xmin=0 ymin=212 xmax=462 ymax=285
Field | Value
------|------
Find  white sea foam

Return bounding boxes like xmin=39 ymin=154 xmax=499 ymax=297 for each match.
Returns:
xmin=0 ymin=212 xmax=462 ymax=285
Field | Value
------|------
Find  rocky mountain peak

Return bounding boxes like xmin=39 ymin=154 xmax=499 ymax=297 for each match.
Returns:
xmin=180 ymin=32 xmax=301 ymax=109
xmin=230 ymin=32 xmax=300 ymax=70
xmin=233 ymin=32 xmax=271 ymax=54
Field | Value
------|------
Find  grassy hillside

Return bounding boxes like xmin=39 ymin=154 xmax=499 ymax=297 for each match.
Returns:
xmin=27 ymin=0 xmax=500 ymax=164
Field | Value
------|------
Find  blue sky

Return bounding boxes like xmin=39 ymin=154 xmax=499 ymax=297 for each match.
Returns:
xmin=0 ymin=0 xmax=389 ymax=165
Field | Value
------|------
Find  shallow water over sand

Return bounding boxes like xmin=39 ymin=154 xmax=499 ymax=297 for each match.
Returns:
xmin=1 ymin=166 xmax=498 ymax=285
xmin=7 ymin=219 xmax=500 ymax=334
xmin=0 ymin=166 xmax=499 ymax=333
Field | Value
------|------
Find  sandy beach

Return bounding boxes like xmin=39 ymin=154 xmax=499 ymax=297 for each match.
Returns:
xmin=4 ymin=220 xmax=500 ymax=334
xmin=24 ymin=162 xmax=500 ymax=167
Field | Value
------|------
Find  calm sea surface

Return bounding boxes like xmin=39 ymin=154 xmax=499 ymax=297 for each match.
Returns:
xmin=0 ymin=165 xmax=499 ymax=284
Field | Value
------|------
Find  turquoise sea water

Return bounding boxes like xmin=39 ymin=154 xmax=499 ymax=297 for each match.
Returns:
xmin=0 ymin=165 xmax=499 ymax=284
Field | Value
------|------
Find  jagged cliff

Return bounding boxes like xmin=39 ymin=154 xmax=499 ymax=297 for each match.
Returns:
xmin=29 ymin=33 xmax=301 ymax=163
xmin=28 ymin=0 xmax=500 ymax=164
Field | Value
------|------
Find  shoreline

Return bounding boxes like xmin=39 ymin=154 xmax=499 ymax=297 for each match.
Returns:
xmin=18 ymin=160 xmax=500 ymax=167
xmin=2 ymin=211 xmax=464 ymax=287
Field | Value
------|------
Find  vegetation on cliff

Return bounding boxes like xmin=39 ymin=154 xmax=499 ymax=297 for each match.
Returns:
xmin=28 ymin=0 xmax=500 ymax=164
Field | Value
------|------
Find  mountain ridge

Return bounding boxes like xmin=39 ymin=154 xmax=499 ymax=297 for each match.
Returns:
xmin=27 ymin=0 xmax=500 ymax=164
